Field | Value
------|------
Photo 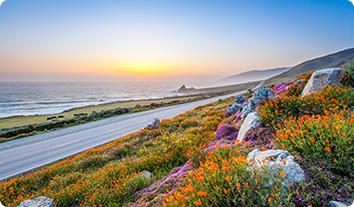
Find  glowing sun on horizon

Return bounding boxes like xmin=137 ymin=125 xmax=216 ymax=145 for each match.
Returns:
xmin=104 ymin=61 xmax=171 ymax=77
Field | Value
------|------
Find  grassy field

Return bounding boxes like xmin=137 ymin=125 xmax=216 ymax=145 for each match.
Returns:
xmin=0 ymin=94 xmax=232 ymax=207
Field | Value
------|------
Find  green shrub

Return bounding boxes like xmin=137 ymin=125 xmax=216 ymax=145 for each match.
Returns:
xmin=180 ymin=117 xmax=199 ymax=129
xmin=341 ymin=63 xmax=354 ymax=87
xmin=276 ymin=112 xmax=354 ymax=175
xmin=74 ymin=155 xmax=108 ymax=172
xmin=125 ymin=174 xmax=150 ymax=194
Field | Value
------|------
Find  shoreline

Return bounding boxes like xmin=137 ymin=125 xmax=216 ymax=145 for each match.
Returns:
xmin=0 ymin=93 xmax=204 ymax=120
xmin=0 ymin=80 xmax=260 ymax=143
xmin=0 ymin=91 xmax=234 ymax=143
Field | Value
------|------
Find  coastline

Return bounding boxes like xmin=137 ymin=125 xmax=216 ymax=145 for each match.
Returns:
xmin=0 ymin=91 xmax=235 ymax=143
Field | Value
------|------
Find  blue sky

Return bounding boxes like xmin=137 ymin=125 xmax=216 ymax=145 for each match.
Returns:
xmin=0 ymin=0 xmax=353 ymax=81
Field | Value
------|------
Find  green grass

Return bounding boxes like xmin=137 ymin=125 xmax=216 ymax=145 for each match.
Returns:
xmin=0 ymin=96 xmax=231 ymax=207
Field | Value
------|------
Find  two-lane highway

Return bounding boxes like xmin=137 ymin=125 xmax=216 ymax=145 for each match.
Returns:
xmin=0 ymin=91 xmax=246 ymax=181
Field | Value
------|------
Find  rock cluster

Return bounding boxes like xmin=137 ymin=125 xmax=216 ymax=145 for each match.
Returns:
xmin=241 ymin=87 xmax=275 ymax=118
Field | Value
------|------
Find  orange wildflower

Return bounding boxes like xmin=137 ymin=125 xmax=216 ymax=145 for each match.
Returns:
xmin=236 ymin=183 xmax=241 ymax=190
xmin=268 ymin=197 xmax=273 ymax=204
xmin=225 ymin=176 xmax=231 ymax=182
xmin=324 ymin=146 xmax=332 ymax=153
xmin=197 ymin=191 xmax=207 ymax=197
xmin=195 ymin=199 xmax=202 ymax=206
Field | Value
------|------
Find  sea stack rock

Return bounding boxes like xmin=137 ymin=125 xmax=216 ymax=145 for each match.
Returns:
xmin=237 ymin=112 xmax=260 ymax=142
xmin=247 ymin=149 xmax=304 ymax=185
xmin=17 ymin=196 xmax=56 ymax=207
xmin=177 ymin=85 xmax=195 ymax=93
xmin=301 ymin=68 xmax=344 ymax=96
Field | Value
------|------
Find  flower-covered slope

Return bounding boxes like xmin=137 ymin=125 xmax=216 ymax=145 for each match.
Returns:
xmin=141 ymin=65 xmax=354 ymax=207
xmin=0 ymin=65 xmax=353 ymax=207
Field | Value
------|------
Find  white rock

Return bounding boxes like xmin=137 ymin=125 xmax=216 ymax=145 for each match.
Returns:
xmin=329 ymin=200 xmax=354 ymax=207
xmin=17 ymin=197 xmax=55 ymax=207
xmin=0 ymin=201 xmax=5 ymax=207
xmin=237 ymin=112 xmax=260 ymax=142
xmin=301 ymin=68 xmax=344 ymax=96
xmin=247 ymin=149 xmax=304 ymax=184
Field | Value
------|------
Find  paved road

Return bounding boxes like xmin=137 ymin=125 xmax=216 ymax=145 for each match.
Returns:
xmin=0 ymin=91 xmax=246 ymax=181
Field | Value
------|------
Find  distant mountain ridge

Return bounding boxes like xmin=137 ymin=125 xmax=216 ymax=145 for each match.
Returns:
xmin=265 ymin=48 xmax=354 ymax=84
xmin=220 ymin=67 xmax=289 ymax=83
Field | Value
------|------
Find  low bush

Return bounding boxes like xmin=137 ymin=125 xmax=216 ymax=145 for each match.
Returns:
xmin=164 ymin=145 xmax=300 ymax=207
xmin=276 ymin=111 xmax=354 ymax=175
xmin=258 ymin=86 xmax=353 ymax=129
xmin=180 ymin=117 xmax=199 ymax=129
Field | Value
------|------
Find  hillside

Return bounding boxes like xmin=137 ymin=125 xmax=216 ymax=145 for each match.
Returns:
xmin=1 ymin=65 xmax=353 ymax=207
xmin=265 ymin=48 xmax=354 ymax=84
xmin=220 ymin=67 xmax=289 ymax=83
xmin=177 ymin=81 xmax=259 ymax=94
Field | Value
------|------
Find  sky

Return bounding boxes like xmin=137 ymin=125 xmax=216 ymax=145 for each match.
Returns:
xmin=0 ymin=0 xmax=353 ymax=81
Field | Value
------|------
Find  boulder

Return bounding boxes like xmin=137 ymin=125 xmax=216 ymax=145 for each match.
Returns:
xmin=145 ymin=118 xmax=160 ymax=129
xmin=301 ymin=68 xmax=344 ymax=96
xmin=215 ymin=124 xmax=238 ymax=141
xmin=0 ymin=202 xmax=5 ymax=207
xmin=329 ymin=201 xmax=354 ymax=207
xmin=237 ymin=112 xmax=260 ymax=142
xmin=17 ymin=197 xmax=55 ymax=207
xmin=247 ymin=149 xmax=304 ymax=185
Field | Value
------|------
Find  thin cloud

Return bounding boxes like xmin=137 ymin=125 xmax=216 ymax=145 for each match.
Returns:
xmin=0 ymin=0 xmax=6 ymax=7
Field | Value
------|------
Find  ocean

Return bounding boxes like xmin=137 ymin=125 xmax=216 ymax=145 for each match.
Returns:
xmin=0 ymin=81 xmax=182 ymax=118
